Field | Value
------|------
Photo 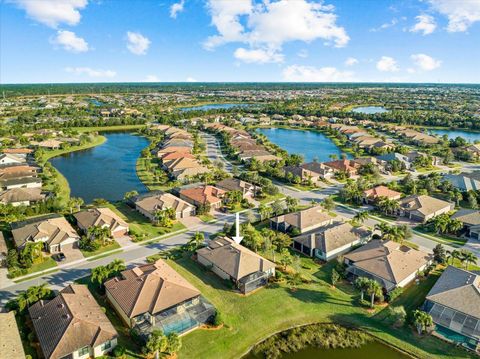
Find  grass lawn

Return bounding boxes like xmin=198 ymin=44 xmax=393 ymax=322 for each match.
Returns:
xmin=168 ymin=255 xmax=475 ymax=359
xmin=10 ymin=256 xmax=58 ymax=279
xmin=72 ymin=124 xmax=147 ymax=133
xmin=413 ymin=226 xmax=467 ymax=247
xmin=199 ymin=214 xmax=215 ymax=222
xmin=80 ymin=241 xmax=122 ymax=258
xmin=107 ymin=202 xmax=186 ymax=240
xmin=136 ymin=156 xmax=170 ymax=191
xmin=258 ymin=192 xmax=285 ymax=204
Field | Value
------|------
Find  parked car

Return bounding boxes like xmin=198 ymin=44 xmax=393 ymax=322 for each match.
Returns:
xmin=52 ymin=252 xmax=66 ymax=262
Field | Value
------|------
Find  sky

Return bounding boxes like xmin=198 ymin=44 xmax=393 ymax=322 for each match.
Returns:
xmin=1 ymin=0 xmax=480 ymax=84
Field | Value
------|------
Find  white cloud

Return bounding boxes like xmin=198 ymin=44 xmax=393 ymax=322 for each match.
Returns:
xmin=126 ymin=31 xmax=151 ymax=55
xmin=51 ymin=30 xmax=89 ymax=53
xmin=376 ymin=56 xmax=399 ymax=72
xmin=186 ymin=77 xmax=197 ymax=82
xmin=170 ymin=0 xmax=185 ymax=19
xmin=410 ymin=14 xmax=437 ymax=35
xmin=13 ymin=0 xmax=87 ymax=28
xmin=234 ymin=47 xmax=284 ymax=64
xmin=429 ymin=0 xmax=480 ymax=32
xmin=65 ymin=67 xmax=116 ymax=78
xmin=344 ymin=57 xmax=358 ymax=66
xmin=204 ymin=0 xmax=349 ymax=63
xmin=144 ymin=75 xmax=160 ymax=82
xmin=411 ymin=53 xmax=441 ymax=71
xmin=282 ymin=65 xmax=354 ymax=82
xmin=370 ymin=18 xmax=398 ymax=32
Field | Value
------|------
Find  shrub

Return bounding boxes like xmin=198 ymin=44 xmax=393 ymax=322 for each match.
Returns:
xmin=212 ymin=311 xmax=224 ymax=326
xmin=387 ymin=287 xmax=403 ymax=302
xmin=113 ymin=345 xmax=126 ymax=358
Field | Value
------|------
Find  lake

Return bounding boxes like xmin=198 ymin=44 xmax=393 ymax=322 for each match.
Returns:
xmin=180 ymin=103 xmax=251 ymax=111
xmin=351 ymin=106 xmax=388 ymax=114
xmin=50 ymin=132 xmax=148 ymax=203
xmin=257 ymin=128 xmax=350 ymax=162
xmin=429 ymin=129 xmax=480 ymax=142
xmin=246 ymin=341 xmax=408 ymax=359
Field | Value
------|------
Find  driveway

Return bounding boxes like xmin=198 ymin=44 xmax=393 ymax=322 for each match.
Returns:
xmin=115 ymin=235 xmax=134 ymax=248
xmin=180 ymin=216 xmax=202 ymax=229
xmin=61 ymin=246 xmax=84 ymax=264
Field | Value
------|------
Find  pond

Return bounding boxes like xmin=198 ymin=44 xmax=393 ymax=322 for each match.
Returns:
xmin=351 ymin=106 xmax=388 ymax=114
xmin=180 ymin=103 xmax=251 ymax=111
xmin=257 ymin=128 xmax=350 ymax=162
xmin=245 ymin=340 xmax=408 ymax=359
xmin=50 ymin=132 xmax=148 ymax=203
xmin=429 ymin=129 xmax=480 ymax=142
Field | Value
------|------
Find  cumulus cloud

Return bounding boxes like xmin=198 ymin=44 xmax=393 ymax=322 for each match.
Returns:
xmin=65 ymin=67 xmax=116 ymax=78
xmin=51 ymin=30 xmax=89 ymax=53
xmin=186 ymin=77 xmax=197 ymax=82
xmin=411 ymin=53 xmax=441 ymax=71
xmin=126 ymin=31 xmax=151 ymax=55
xmin=344 ymin=57 xmax=358 ymax=66
xmin=170 ymin=0 xmax=185 ymax=19
xmin=376 ymin=56 xmax=399 ymax=72
xmin=429 ymin=0 xmax=480 ymax=32
xmin=204 ymin=0 xmax=349 ymax=64
xmin=282 ymin=65 xmax=354 ymax=82
xmin=144 ymin=75 xmax=160 ymax=82
xmin=234 ymin=47 xmax=284 ymax=64
xmin=13 ymin=0 xmax=87 ymax=28
xmin=410 ymin=14 xmax=437 ymax=35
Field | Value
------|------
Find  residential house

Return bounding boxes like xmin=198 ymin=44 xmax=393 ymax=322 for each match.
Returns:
xmin=0 ymin=187 xmax=45 ymax=206
xmin=323 ymin=159 xmax=360 ymax=176
xmin=270 ymin=205 xmax=335 ymax=234
xmin=0 ymin=312 xmax=26 ymax=359
xmin=398 ymin=195 xmax=454 ymax=223
xmin=292 ymin=222 xmax=371 ymax=260
xmin=464 ymin=143 xmax=480 ymax=160
xmin=423 ymin=266 xmax=480 ymax=351
xmin=31 ymin=139 xmax=64 ymax=149
xmin=11 ymin=214 xmax=80 ymax=253
xmin=0 ymin=153 xmax=25 ymax=165
xmin=362 ymin=185 xmax=402 ymax=204
xmin=196 ymin=237 xmax=276 ymax=293
xmin=377 ymin=152 xmax=413 ymax=170
xmin=444 ymin=172 xmax=480 ymax=192
xmin=74 ymin=207 xmax=129 ymax=238
xmin=0 ymin=176 xmax=42 ymax=190
xmin=179 ymin=185 xmax=226 ymax=210
xmin=284 ymin=162 xmax=334 ymax=183
xmin=134 ymin=191 xmax=195 ymax=221
xmin=215 ymin=178 xmax=257 ymax=198
xmin=451 ymin=209 xmax=480 ymax=239
xmin=105 ymin=260 xmax=214 ymax=334
xmin=29 ymin=284 xmax=118 ymax=359
xmin=344 ymin=240 xmax=431 ymax=292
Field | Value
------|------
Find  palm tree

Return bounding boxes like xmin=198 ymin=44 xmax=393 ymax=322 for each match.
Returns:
xmin=353 ymin=211 xmax=369 ymax=224
xmin=413 ymin=310 xmax=433 ymax=335
xmin=287 ymin=272 xmax=303 ymax=291
xmin=145 ymin=329 xmax=168 ymax=359
xmin=366 ymin=279 xmax=382 ymax=308
xmin=354 ymin=277 xmax=370 ymax=302
xmin=459 ymin=250 xmax=478 ymax=270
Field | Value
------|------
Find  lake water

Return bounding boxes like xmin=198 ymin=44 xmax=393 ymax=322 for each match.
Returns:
xmin=246 ymin=341 xmax=408 ymax=359
xmin=180 ymin=103 xmax=251 ymax=111
xmin=429 ymin=129 xmax=480 ymax=142
xmin=257 ymin=128 xmax=350 ymax=162
xmin=351 ymin=106 xmax=388 ymax=114
xmin=50 ymin=132 xmax=148 ymax=203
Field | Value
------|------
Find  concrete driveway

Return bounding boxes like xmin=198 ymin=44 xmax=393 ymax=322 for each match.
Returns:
xmin=61 ymin=246 xmax=84 ymax=264
xmin=180 ymin=216 xmax=203 ymax=228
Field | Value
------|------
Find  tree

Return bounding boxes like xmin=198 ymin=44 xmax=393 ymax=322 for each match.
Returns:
xmin=14 ymin=284 xmax=52 ymax=312
xmin=468 ymin=191 xmax=478 ymax=209
xmin=353 ymin=211 xmax=368 ymax=224
xmin=413 ymin=310 xmax=433 ymax=335
xmin=432 ymin=244 xmax=446 ymax=264
xmin=366 ymin=279 xmax=382 ymax=308
xmin=144 ymin=329 xmax=168 ymax=359
xmin=458 ymin=249 xmax=478 ymax=270
xmin=287 ymin=272 xmax=303 ymax=290
xmin=322 ymin=196 xmax=335 ymax=211
xmin=192 ymin=231 xmax=204 ymax=248
xmin=271 ymin=199 xmax=284 ymax=216
xmin=124 ymin=190 xmax=139 ymax=201
xmin=331 ymin=269 xmax=340 ymax=287
xmin=258 ymin=203 xmax=272 ymax=221
xmin=91 ymin=265 xmax=110 ymax=286
xmin=165 ymin=332 xmax=182 ymax=354
xmin=279 ymin=248 xmax=293 ymax=270
xmin=354 ymin=277 xmax=370 ymax=302
xmin=285 ymin=196 xmax=299 ymax=213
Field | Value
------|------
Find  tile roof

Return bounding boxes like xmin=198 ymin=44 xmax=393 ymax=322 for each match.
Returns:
xmin=104 ymin=260 xmax=200 ymax=318
xmin=135 ymin=192 xmax=194 ymax=214
xmin=180 ymin=185 xmax=225 ymax=206
xmin=363 ymin=185 xmax=402 ymax=200
xmin=271 ymin=205 xmax=334 ymax=231
xmin=399 ymin=195 xmax=453 ymax=216
xmin=73 ymin=207 xmax=128 ymax=232
xmin=0 ymin=311 xmax=25 ymax=359
xmin=451 ymin=209 xmax=480 ymax=226
xmin=29 ymin=284 xmax=117 ymax=359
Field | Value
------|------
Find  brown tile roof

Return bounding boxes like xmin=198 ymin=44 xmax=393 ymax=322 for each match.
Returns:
xmin=180 ymin=185 xmax=225 ymax=206
xmin=73 ymin=207 xmax=128 ymax=232
xmin=344 ymin=240 xmax=431 ymax=285
xmin=215 ymin=178 xmax=255 ymax=193
xmin=451 ymin=209 xmax=480 ymax=226
xmin=399 ymin=195 xmax=453 ymax=217
xmin=196 ymin=237 xmax=276 ymax=281
xmin=104 ymin=260 xmax=200 ymax=318
xmin=135 ymin=192 xmax=194 ymax=215
xmin=0 ymin=187 xmax=45 ymax=204
xmin=271 ymin=205 xmax=334 ymax=231
xmin=2 ymin=148 xmax=33 ymax=154
xmin=0 ymin=311 xmax=25 ymax=359
xmin=323 ymin=159 xmax=360 ymax=173
xmin=29 ymin=284 xmax=117 ymax=359
xmin=159 ymin=152 xmax=196 ymax=161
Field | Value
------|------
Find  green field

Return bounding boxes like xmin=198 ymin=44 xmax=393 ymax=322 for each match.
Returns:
xmin=80 ymin=241 xmax=122 ymax=258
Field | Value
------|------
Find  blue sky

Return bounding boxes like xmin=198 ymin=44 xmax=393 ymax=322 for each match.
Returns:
xmin=1 ymin=0 xmax=480 ymax=84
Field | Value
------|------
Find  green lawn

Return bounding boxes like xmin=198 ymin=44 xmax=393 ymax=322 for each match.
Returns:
xmin=413 ymin=226 xmax=468 ymax=247
xmin=107 ymin=202 xmax=186 ymax=240
xmin=258 ymin=192 xmax=286 ymax=204
xmin=199 ymin=214 xmax=216 ymax=222
xmin=10 ymin=256 xmax=58 ymax=280
xmin=136 ymin=156 xmax=171 ymax=191
xmin=80 ymin=241 xmax=122 ymax=258
xmin=169 ymin=255 xmax=475 ymax=359
xmin=72 ymin=124 xmax=147 ymax=133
